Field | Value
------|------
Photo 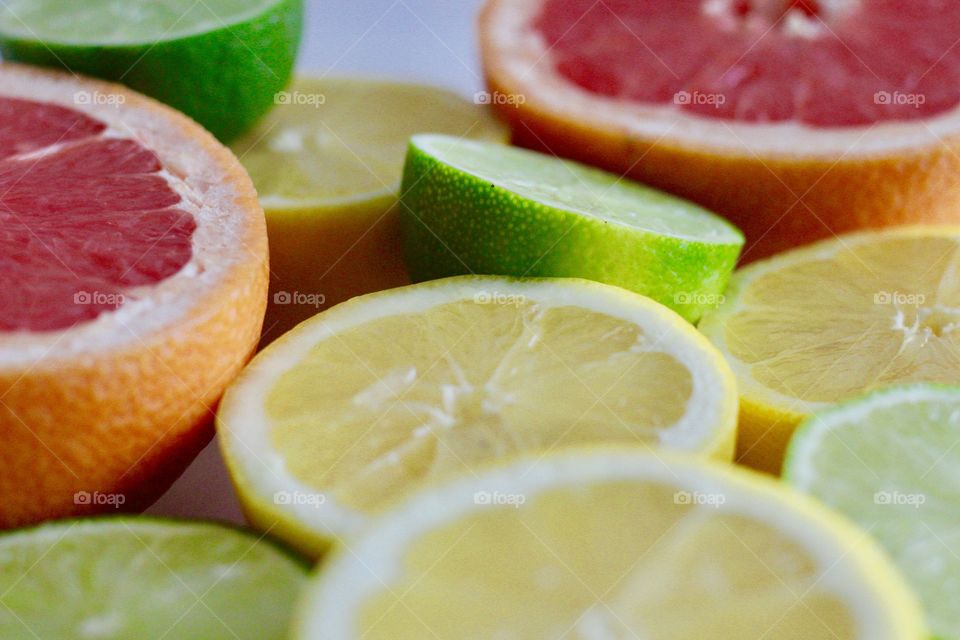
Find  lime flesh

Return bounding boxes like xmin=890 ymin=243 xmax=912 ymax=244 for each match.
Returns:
xmin=0 ymin=518 xmax=307 ymax=640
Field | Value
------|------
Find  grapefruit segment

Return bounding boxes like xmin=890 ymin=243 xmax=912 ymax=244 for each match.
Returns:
xmin=480 ymin=0 xmax=960 ymax=259
xmin=0 ymin=63 xmax=268 ymax=528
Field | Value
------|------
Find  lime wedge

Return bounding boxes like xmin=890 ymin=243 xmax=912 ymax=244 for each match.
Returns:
xmin=399 ymin=135 xmax=744 ymax=322
xmin=784 ymin=384 xmax=960 ymax=639
xmin=0 ymin=518 xmax=307 ymax=639
xmin=0 ymin=0 xmax=302 ymax=140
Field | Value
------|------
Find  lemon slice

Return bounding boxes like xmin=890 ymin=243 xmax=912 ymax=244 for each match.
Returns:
xmin=292 ymin=448 xmax=925 ymax=639
xmin=229 ymin=76 xmax=507 ymax=342
xmin=217 ymin=276 xmax=737 ymax=556
xmin=699 ymin=226 xmax=960 ymax=474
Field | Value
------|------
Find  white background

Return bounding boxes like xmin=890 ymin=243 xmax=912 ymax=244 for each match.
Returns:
xmin=149 ymin=0 xmax=487 ymax=523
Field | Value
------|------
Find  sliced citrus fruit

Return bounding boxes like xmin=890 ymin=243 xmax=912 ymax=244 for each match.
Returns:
xmin=0 ymin=0 xmax=303 ymax=141
xmin=0 ymin=64 xmax=268 ymax=528
xmin=400 ymin=134 xmax=743 ymax=323
xmin=293 ymin=448 xmax=925 ymax=639
xmin=229 ymin=77 xmax=507 ymax=343
xmin=217 ymin=276 xmax=737 ymax=556
xmin=479 ymin=0 xmax=960 ymax=260
xmin=698 ymin=226 xmax=960 ymax=474
xmin=785 ymin=384 xmax=960 ymax=640
xmin=0 ymin=517 xmax=307 ymax=639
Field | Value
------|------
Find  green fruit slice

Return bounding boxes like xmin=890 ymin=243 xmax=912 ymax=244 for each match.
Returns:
xmin=0 ymin=0 xmax=303 ymax=141
xmin=0 ymin=518 xmax=308 ymax=639
xmin=784 ymin=384 xmax=960 ymax=640
xmin=399 ymin=135 xmax=744 ymax=322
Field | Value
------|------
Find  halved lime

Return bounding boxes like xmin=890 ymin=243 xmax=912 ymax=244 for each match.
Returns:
xmin=399 ymin=135 xmax=744 ymax=322
xmin=0 ymin=518 xmax=307 ymax=639
xmin=0 ymin=0 xmax=303 ymax=140
xmin=784 ymin=384 xmax=960 ymax=640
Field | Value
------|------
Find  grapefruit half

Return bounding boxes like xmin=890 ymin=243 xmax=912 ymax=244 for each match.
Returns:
xmin=479 ymin=0 xmax=960 ymax=260
xmin=0 ymin=64 xmax=268 ymax=528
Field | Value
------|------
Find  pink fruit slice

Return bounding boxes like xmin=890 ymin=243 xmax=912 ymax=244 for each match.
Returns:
xmin=536 ymin=0 xmax=960 ymax=125
xmin=0 ymin=97 xmax=195 ymax=331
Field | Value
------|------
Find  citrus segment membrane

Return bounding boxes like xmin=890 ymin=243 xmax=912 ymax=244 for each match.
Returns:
xmin=0 ymin=97 xmax=195 ymax=331
xmin=295 ymin=451 xmax=925 ymax=640
xmin=535 ymin=0 xmax=960 ymax=125
xmin=785 ymin=385 xmax=960 ymax=639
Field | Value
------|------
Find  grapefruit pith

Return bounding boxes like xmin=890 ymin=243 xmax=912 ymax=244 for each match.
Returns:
xmin=0 ymin=64 xmax=268 ymax=528
xmin=479 ymin=0 xmax=960 ymax=260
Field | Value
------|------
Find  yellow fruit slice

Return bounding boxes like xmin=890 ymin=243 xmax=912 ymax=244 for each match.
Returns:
xmin=217 ymin=276 xmax=737 ymax=556
xmin=699 ymin=226 xmax=960 ymax=474
xmin=292 ymin=448 xmax=925 ymax=639
xmin=230 ymin=76 xmax=507 ymax=342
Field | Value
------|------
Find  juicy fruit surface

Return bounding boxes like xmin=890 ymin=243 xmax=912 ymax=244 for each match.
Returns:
xmin=231 ymin=77 xmax=507 ymax=205
xmin=0 ymin=0 xmax=279 ymax=43
xmin=536 ymin=0 xmax=960 ymax=126
xmin=0 ymin=97 xmax=194 ymax=331
xmin=296 ymin=451 xmax=925 ymax=639
xmin=0 ymin=519 xmax=307 ymax=640
xmin=703 ymin=230 xmax=960 ymax=408
xmin=413 ymin=135 xmax=741 ymax=241
xmin=786 ymin=385 xmax=960 ymax=639
xmin=219 ymin=277 xmax=737 ymax=551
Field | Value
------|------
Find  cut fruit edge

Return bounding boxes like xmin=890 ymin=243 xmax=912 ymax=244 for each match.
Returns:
xmin=0 ymin=62 xmax=267 ymax=367
xmin=293 ymin=447 xmax=925 ymax=640
xmin=479 ymin=0 xmax=960 ymax=157
xmin=217 ymin=277 xmax=738 ymax=546
xmin=783 ymin=383 xmax=960 ymax=488
xmin=698 ymin=225 xmax=960 ymax=420
xmin=408 ymin=134 xmax=745 ymax=245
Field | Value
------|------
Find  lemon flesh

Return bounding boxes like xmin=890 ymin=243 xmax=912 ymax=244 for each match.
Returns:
xmin=217 ymin=277 xmax=737 ymax=555
xmin=294 ymin=449 xmax=925 ymax=639
xmin=699 ymin=227 xmax=960 ymax=473
xmin=230 ymin=77 xmax=507 ymax=342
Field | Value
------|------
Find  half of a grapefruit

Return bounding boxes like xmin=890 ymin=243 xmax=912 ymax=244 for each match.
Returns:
xmin=0 ymin=64 xmax=268 ymax=528
xmin=479 ymin=0 xmax=960 ymax=260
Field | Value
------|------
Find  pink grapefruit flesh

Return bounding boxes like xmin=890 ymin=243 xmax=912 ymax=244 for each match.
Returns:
xmin=0 ymin=97 xmax=195 ymax=331
xmin=535 ymin=0 xmax=960 ymax=126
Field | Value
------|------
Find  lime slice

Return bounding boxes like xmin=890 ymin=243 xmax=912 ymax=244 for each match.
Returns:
xmin=0 ymin=0 xmax=303 ymax=141
xmin=399 ymin=134 xmax=744 ymax=323
xmin=293 ymin=448 xmax=925 ymax=639
xmin=784 ymin=384 xmax=960 ymax=640
xmin=217 ymin=276 xmax=738 ymax=557
xmin=698 ymin=226 xmax=960 ymax=473
xmin=229 ymin=77 xmax=507 ymax=343
xmin=0 ymin=518 xmax=307 ymax=639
